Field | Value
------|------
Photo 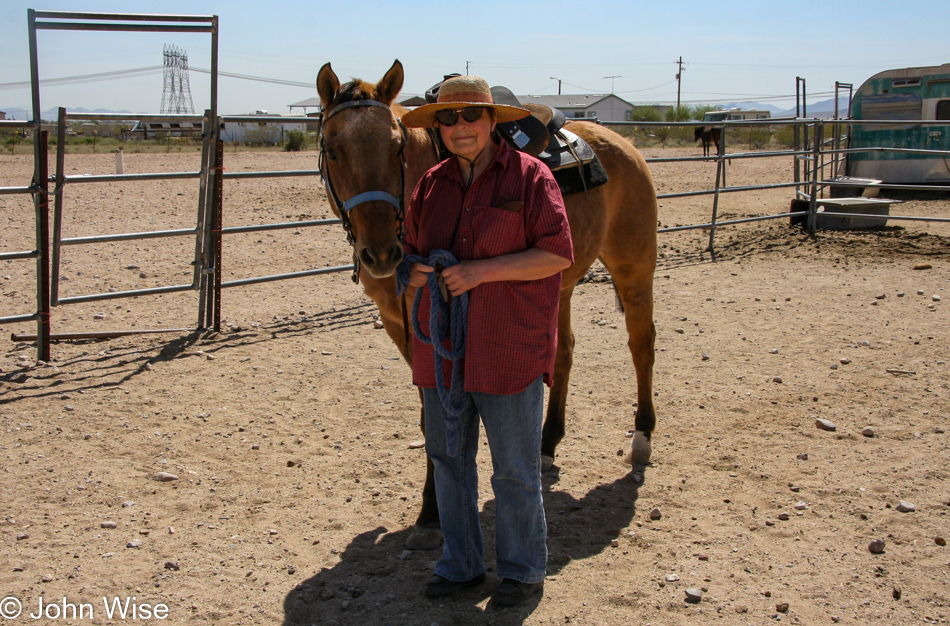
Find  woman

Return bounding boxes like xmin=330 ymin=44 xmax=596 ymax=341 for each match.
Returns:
xmin=401 ymin=75 xmax=573 ymax=607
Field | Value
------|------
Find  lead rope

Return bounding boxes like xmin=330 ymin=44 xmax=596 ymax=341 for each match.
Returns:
xmin=396 ymin=250 xmax=469 ymax=457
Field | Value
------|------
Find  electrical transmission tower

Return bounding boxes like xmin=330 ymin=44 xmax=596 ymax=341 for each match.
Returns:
xmin=160 ymin=44 xmax=194 ymax=114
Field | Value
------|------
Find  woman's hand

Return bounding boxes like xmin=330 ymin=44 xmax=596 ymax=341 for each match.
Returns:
xmin=408 ymin=262 xmax=434 ymax=288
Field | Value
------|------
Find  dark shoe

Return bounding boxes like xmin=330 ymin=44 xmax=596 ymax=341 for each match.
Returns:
xmin=424 ymin=573 xmax=486 ymax=597
xmin=491 ymin=578 xmax=544 ymax=606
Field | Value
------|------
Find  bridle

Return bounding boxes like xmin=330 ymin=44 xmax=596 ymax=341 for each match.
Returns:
xmin=318 ymin=99 xmax=408 ymax=283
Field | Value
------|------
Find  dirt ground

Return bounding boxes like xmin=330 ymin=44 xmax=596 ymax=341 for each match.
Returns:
xmin=1 ymin=144 xmax=949 ymax=626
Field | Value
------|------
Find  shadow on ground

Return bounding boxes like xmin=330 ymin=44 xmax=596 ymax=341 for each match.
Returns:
xmin=282 ymin=468 xmax=645 ymax=626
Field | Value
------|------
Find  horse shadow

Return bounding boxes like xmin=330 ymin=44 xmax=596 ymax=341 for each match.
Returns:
xmin=281 ymin=466 xmax=646 ymax=626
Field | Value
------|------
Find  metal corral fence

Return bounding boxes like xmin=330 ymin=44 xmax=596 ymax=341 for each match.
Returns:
xmin=610 ymin=117 xmax=950 ymax=260
xmin=5 ymin=12 xmax=950 ymax=360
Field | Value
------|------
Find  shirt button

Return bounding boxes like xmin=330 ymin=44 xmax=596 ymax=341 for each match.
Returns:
xmin=465 ymin=208 xmax=469 ymax=212
xmin=462 ymin=238 xmax=467 ymax=242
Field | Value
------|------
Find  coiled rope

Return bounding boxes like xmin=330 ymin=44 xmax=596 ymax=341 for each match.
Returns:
xmin=396 ymin=250 xmax=469 ymax=457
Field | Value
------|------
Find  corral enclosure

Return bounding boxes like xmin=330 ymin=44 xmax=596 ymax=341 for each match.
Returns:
xmin=1 ymin=147 xmax=950 ymax=625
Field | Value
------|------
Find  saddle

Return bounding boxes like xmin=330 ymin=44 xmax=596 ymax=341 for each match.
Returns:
xmin=422 ymin=76 xmax=608 ymax=197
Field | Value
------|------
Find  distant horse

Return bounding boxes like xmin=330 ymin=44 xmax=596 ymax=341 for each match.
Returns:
xmin=694 ymin=126 xmax=721 ymax=157
xmin=316 ymin=60 xmax=658 ymax=550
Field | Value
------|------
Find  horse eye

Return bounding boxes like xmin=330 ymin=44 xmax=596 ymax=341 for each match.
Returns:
xmin=325 ymin=147 xmax=338 ymax=161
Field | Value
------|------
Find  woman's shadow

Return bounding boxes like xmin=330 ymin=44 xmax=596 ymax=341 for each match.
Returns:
xmin=282 ymin=466 xmax=646 ymax=625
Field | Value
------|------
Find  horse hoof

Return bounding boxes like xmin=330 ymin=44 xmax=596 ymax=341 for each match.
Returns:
xmin=404 ymin=527 xmax=442 ymax=551
xmin=541 ymin=455 xmax=555 ymax=471
xmin=623 ymin=431 xmax=652 ymax=466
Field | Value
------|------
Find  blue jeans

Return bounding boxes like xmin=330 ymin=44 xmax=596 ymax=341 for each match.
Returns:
xmin=423 ymin=376 xmax=547 ymax=584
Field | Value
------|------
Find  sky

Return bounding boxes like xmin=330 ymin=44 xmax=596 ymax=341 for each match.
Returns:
xmin=1 ymin=0 xmax=948 ymax=119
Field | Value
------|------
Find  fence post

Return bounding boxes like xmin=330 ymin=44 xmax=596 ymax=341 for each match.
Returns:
xmin=707 ymin=140 xmax=725 ymax=261
xmin=51 ymin=108 xmax=67 ymax=307
xmin=34 ymin=131 xmax=51 ymax=361
xmin=211 ymin=133 xmax=224 ymax=332
xmin=806 ymin=120 xmax=823 ymax=233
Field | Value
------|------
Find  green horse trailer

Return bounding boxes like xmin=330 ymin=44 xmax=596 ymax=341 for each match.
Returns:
xmin=847 ymin=64 xmax=950 ymax=184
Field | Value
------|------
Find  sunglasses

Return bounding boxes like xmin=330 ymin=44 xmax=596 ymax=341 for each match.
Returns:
xmin=435 ymin=106 xmax=485 ymax=126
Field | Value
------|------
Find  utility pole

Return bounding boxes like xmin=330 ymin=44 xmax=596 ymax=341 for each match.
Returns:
xmin=550 ymin=77 xmax=562 ymax=95
xmin=465 ymin=61 xmax=471 ymax=75
xmin=675 ymin=56 xmax=685 ymax=111
xmin=603 ymin=75 xmax=621 ymax=94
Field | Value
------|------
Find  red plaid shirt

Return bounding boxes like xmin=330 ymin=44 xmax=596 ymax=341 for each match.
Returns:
xmin=403 ymin=142 xmax=573 ymax=394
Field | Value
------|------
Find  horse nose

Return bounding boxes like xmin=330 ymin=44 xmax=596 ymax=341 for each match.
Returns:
xmin=359 ymin=244 xmax=403 ymax=270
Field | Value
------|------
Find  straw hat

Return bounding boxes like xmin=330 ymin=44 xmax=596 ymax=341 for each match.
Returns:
xmin=401 ymin=75 xmax=530 ymax=128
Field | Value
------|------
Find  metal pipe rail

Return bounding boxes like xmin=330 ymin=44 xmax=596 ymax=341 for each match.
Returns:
xmin=0 ymin=120 xmax=38 ymax=128
xmin=220 ymin=265 xmax=354 ymax=289
xmin=659 ymin=211 xmax=808 ymax=233
xmin=64 ymin=112 xmax=207 ymax=123
xmin=0 ymin=186 xmax=36 ymax=195
xmin=221 ymin=115 xmax=320 ymax=124
xmin=223 ymin=169 xmax=321 ymax=180
xmin=55 ymin=171 xmax=202 ymax=184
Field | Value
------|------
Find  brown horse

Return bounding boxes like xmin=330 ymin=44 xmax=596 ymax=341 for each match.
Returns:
xmin=694 ymin=125 xmax=722 ymax=157
xmin=316 ymin=60 xmax=658 ymax=551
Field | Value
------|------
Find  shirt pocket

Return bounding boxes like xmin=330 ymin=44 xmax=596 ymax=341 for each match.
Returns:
xmin=471 ymin=205 xmax=528 ymax=258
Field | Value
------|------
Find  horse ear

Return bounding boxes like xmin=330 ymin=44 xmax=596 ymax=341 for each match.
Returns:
xmin=375 ymin=60 xmax=404 ymax=106
xmin=317 ymin=62 xmax=340 ymax=108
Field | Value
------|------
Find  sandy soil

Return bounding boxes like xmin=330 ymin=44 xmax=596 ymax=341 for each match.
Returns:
xmin=1 ymin=145 xmax=949 ymax=626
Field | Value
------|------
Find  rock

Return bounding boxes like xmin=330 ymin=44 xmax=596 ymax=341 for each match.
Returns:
xmin=101 ymin=521 xmax=118 ymax=529
xmin=794 ymin=501 xmax=808 ymax=510
xmin=769 ymin=349 xmax=779 ymax=354
xmin=773 ymin=376 xmax=783 ymax=384
xmin=815 ymin=418 xmax=837 ymax=432
xmin=16 ymin=532 xmax=29 ymax=541
xmin=868 ymin=539 xmax=886 ymax=554
xmin=374 ymin=320 xmax=384 ymax=329
xmin=895 ymin=501 xmax=915 ymax=513
xmin=650 ymin=508 xmax=662 ymax=520
xmin=917 ymin=290 xmax=925 ymax=295
xmin=153 ymin=471 xmax=179 ymax=482
xmin=840 ymin=357 xmax=851 ymax=365
xmin=164 ymin=561 xmax=180 ymax=571
xmin=408 ymin=440 xmax=425 ymax=449
xmin=862 ymin=427 xmax=875 ymax=437
xmin=913 ymin=263 xmax=933 ymax=270
xmin=611 ymin=539 xmax=619 ymax=547
xmin=269 ymin=529 xmax=278 ymax=535
xmin=776 ymin=602 xmax=790 ymax=612
xmin=777 ymin=512 xmax=790 ymax=521
xmin=934 ymin=294 xmax=942 ymax=302
xmin=127 ymin=539 xmax=143 ymax=549
xmin=674 ymin=328 xmax=685 ymax=334
xmin=287 ymin=565 xmax=297 ymax=575
xmin=935 ymin=536 xmax=946 ymax=546
xmin=666 ymin=574 xmax=680 ymax=582
xmin=893 ymin=586 xmax=902 ymax=600
xmin=701 ymin=353 xmax=710 ymax=361
xmin=797 ymin=453 xmax=809 ymax=460
xmin=684 ymin=588 xmax=702 ymax=603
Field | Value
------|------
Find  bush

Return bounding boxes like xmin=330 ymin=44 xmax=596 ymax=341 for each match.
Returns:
xmin=285 ymin=130 xmax=305 ymax=152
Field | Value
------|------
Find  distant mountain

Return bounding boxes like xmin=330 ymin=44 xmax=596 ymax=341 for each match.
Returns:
xmin=711 ymin=99 xmax=850 ymax=119
xmin=719 ymin=101 xmax=786 ymax=116
xmin=774 ymin=98 xmax=850 ymax=119
xmin=1 ymin=106 xmax=144 ymax=121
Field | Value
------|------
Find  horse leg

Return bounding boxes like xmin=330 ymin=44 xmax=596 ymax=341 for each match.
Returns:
xmin=373 ymin=293 xmax=443 ymax=550
xmin=599 ymin=256 xmax=656 ymax=466
xmin=404 ymin=385 xmax=444 ymax=551
xmin=541 ymin=287 xmax=576 ymax=470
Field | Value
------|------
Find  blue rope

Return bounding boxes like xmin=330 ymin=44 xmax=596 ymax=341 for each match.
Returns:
xmin=397 ymin=250 xmax=469 ymax=457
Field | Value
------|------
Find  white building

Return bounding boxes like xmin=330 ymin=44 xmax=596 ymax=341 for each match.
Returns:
xmin=518 ymin=94 xmax=635 ymax=123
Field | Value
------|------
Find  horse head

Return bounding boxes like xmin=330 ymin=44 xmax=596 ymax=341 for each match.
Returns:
xmin=317 ymin=60 xmax=407 ymax=279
